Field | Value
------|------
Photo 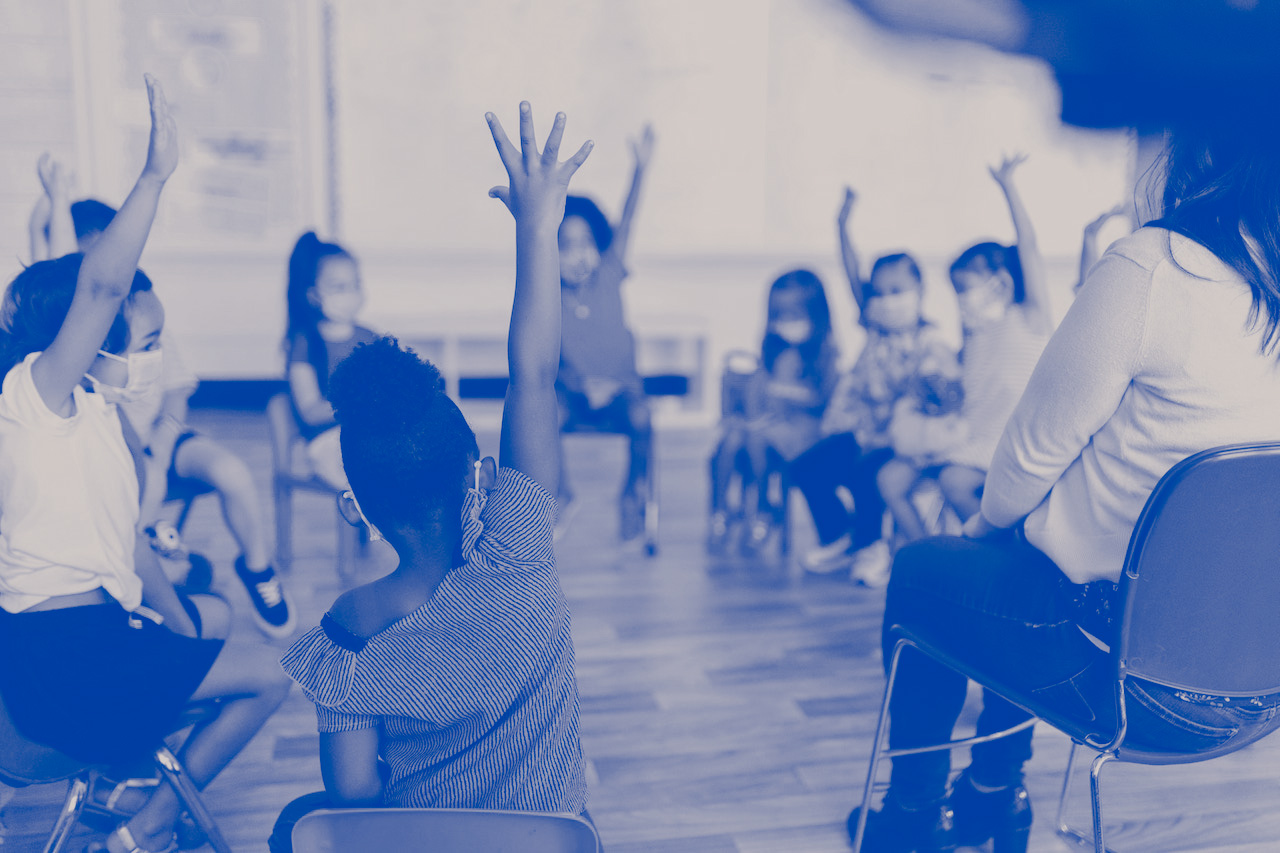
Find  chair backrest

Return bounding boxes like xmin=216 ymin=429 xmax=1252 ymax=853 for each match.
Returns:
xmin=265 ymin=392 xmax=300 ymax=475
xmin=291 ymin=808 xmax=600 ymax=853
xmin=0 ymin=687 xmax=88 ymax=786
xmin=1117 ymin=442 xmax=1280 ymax=696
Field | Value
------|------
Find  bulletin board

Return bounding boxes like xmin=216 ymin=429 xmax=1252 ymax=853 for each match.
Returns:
xmin=69 ymin=0 xmax=332 ymax=253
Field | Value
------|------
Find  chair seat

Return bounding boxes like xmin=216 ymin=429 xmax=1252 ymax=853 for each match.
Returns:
xmin=292 ymin=807 xmax=600 ymax=853
xmin=890 ymin=625 xmax=1272 ymax=766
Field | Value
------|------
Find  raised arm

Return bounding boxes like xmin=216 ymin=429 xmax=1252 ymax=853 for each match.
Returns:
xmin=837 ymin=187 xmax=866 ymax=309
xmin=1075 ymin=204 xmax=1127 ymax=294
xmin=989 ymin=154 xmax=1052 ymax=335
xmin=31 ymin=74 xmax=178 ymax=414
xmin=28 ymin=192 xmax=51 ymax=263
xmin=37 ymin=154 xmax=78 ymax=258
xmin=610 ymin=123 xmax=654 ymax=262
xmin=487 ymin=103 xmax=592 ymax=495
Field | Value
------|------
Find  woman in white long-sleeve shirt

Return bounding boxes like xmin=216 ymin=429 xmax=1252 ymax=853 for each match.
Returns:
xmin=847 ymin=117 xmax=1280 ymax=853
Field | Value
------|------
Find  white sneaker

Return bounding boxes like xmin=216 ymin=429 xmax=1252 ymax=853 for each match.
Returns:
xmin=801 ymin=532 xmax=855 ymax=574
xmin=850 ymin=540 xmax=892 ymax=588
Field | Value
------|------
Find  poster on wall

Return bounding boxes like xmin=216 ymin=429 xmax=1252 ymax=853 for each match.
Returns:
xmin=71 ymin=0 xmax=331 ymax=253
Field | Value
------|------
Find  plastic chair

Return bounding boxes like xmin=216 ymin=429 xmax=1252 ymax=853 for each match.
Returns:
xmin=0 ymin=691 xmax=231 ymax=853
xmin=853 ymin=442 xmax=1280 ymax=853
xmin=266 ymin=394 xmax=362 ymax=578
xmin=291 ymin=807 xmax=601 ymax=853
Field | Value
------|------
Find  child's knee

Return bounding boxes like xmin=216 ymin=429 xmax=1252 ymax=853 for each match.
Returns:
xmin=876 ymin=459 xmax=917 ymax=497
xmin=205 ymin=449 xmax=256 ymax=497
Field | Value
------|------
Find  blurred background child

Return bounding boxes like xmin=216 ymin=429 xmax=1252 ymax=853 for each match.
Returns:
xmin=555 ymin=125 xmax=655 ymax=542
xmin=284 ymin=231 xmax=378 ymax=492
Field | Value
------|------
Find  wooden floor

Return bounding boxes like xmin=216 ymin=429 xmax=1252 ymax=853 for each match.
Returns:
xmin=6 ymin=409 xmax=1280 ymax=852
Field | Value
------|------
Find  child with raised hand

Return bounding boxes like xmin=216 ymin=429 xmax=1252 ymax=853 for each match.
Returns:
xmin=555 ymin=123 xmax=654 ymax=542
xmin=272 ymin=103 xmax=592 ymax=851
xmin=790 ymin=187 xmax=959 ymax=584
xmin=27 ymin=153 xmax=78 ymax=263
xmin=879 ymin=154 xmax=1054 ymax=544
xmin=283 ymin=231 xmax=378 ymax=491
xmin=1074 ymin=204 xmax=1129 ymax=294
xmin=0 ymin=75 xmax=289 ymax=853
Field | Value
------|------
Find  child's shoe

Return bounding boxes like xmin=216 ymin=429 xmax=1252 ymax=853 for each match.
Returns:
xmin=619 ymin=487 xmax=645 ymax=542
xmin=234 ymin=556 xmax=296 ymax=639
xmin=706 ymin=511 xmax=732 ymax=555
xmin=949 ymin=771 xmax=1032 ymax=853
xmin=145 ymin=521 xmax=187 ymax=560
xmin=850 ymin=540 xmax=892 ymax=588
xmin=801 ymin=532 xmax=854 ymax=574
xmin=739 ymin=516 xmax=774 ymax=558
xmin=846 ymin=795 xmax=957 ymax=852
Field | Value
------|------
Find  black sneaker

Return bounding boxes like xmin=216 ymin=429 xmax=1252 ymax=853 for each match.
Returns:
xmin=846 ymin=796 xmax=957 ymax=852
xmin=949 ymin=772 xmax=1032 ymax=853
xmin=234 ymin=556 xmax=296 ymax=639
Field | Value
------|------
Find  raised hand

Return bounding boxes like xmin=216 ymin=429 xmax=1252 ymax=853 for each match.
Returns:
xmin=36 ymin=153 xmax=73 ymax=202
xmin=630 ymin=123 xmax=656 ymax=171
xmin=1085 ymin=203 xmax=1127 ymax=235
xmin=988 ymin=153 xmax=1028 ymax=186
xmin=486 ymin=102 xmax=592 ymax=225
xmin=141 ymin=73 xmax=179 ymax=183
xmin=838 ymin=186 xmax=857 ymax=224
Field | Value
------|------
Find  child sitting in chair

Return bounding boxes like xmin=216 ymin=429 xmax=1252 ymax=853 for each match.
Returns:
xmin=271 ymin=103 xmax=592 ymax=851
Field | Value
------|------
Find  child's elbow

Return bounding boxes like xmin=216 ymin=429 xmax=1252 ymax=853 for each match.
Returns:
xmin=328 ymin=778 xmax=383 ymax=807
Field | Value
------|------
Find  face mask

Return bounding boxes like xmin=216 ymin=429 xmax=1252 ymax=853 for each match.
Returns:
xmin=771 ymin=319 xmax=812 ymax=345
xmin=85 ymin=348 xmax=163 ymax=403
xmin=318 ymin=290 xmax=363 ymax=323
xmin=864 ymin=291 xmax=921 ymax=332
xmin=958 ymin=277 xmax=1009 ymax=329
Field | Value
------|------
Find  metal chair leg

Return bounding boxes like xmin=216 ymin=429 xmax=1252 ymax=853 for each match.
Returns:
xmin=43 ymin=775 xmax=89 ymax=853
xmin=274 ymin=480 xmax=292 ymax=572
xmin=154 ymin=747 xmax=232 ymax=853
xmin=852 ymin=639 xmax=906 ymax=853
xmin=1089 ymin=751 xmax=1117 ymax=853
xmin=1056 ymin=740 xmax=1079 ymax=836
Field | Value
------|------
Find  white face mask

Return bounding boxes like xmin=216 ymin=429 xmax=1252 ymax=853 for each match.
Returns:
xmin=771 ymin=319 xmax=813 ymax=345
xmin=958 ymin=277 xmax=1010 ymax=330
xmin=318 ymin=290 xmax=363 ymax=324
xmin=864 ymin=290 xmax=921 ymax=332
xmin=85 ymin=348 xmax=163 ymax=403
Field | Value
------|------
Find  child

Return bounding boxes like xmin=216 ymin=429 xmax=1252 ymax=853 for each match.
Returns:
xmin=791 ymin=187 xmax=960 ymax=584
xmin=878 ymin=154 xmax=1054 ymax=543
xmin=1074 ymin=204 xmax=1129 ymax=294
xmin=0 ymin=75 xmax=289 ymax=853
xmin=284 ymin=231 xmax=378 ymax=491
xmin=35 ymin=185 xmax=296 ymax=638
xmin=555 ymin=124 xmax=654 ymax=541
xmin=271 ymin=103 xmax=592 ymax=851
xmin=709 ymin=269 xmax=838 ymax=557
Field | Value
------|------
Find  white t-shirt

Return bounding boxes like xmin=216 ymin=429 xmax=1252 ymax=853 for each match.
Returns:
xmin=0 ymin=352 xmax=142 ymax=612
xmin=982 ymin=228 xmax=1280 ymax=584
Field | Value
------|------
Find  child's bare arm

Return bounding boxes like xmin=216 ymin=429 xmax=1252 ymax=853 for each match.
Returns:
xmin=37 ymin=154 xmax=77 ymax=258
xmin=32 ymin=74 xmax=178 ymax=414
xmin=611 ymin=124 xmax=654 ymax=263
xmin=1075 ymin=204 xmax=1126 ymax=294
xmin=837 ymin=187 xmax=865 ymax=308
xmin=288 ymin=362 xmax=337 ymax=427
xmin=989 ymin=154 xmax=1052 ymax=334
xmin=487 ymin=104 xmax=592 ymax=495
xmin=28 ymin=191 xmax=51 ymax=263
xmin=321 ymin=729 xmax=383 ymax=806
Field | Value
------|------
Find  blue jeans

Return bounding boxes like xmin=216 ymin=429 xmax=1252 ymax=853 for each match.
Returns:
xmin=881 ymin=534 xmax=1280 ymax=806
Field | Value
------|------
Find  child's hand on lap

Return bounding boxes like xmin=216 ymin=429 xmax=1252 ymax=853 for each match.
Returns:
xmin=486 ymin=102 xmax=592 ymax=227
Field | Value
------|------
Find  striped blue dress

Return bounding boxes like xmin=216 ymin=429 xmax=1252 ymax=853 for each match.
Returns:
xmin=281 ymin=468 xmax=587 ymax=814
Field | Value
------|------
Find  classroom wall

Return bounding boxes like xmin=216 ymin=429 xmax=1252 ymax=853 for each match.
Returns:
xmin=1 ymin=0 xmax=1135 ymax=424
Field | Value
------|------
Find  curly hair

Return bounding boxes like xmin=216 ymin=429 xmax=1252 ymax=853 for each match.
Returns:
xmin=328 ymin=336 xmax=479 ymax=535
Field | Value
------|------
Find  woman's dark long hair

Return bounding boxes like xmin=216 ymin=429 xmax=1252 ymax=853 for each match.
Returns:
xmin=1153 ymin=115 xmax=1280 ymax=355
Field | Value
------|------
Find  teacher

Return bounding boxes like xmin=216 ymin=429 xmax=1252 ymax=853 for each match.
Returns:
xmin=848 ymin=112 xmax=1280 ymax=853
